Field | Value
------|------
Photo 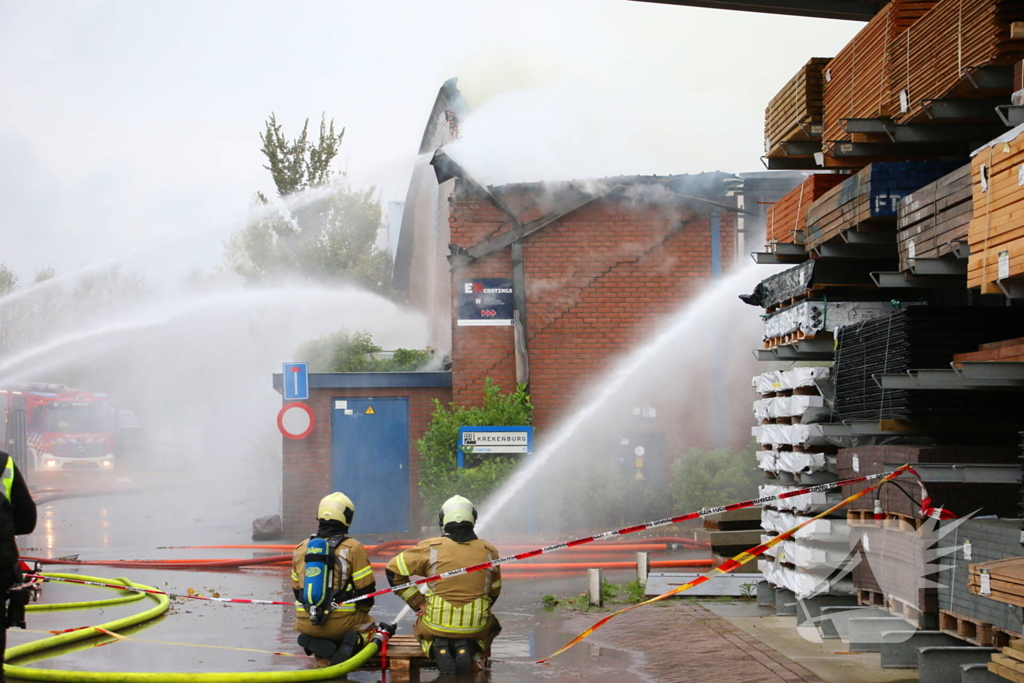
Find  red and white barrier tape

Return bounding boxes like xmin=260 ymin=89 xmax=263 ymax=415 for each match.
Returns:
xmin=28 ymin=468 xmax=913 ymax=609
xmin=340 ymin=467 xmax=913 ymax=606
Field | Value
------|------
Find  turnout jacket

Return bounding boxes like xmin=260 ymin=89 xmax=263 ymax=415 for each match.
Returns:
xmin=291 ymin=536 xmax=376 ymax=637
xmin=386 ymin=537 xmax=501 ymax=636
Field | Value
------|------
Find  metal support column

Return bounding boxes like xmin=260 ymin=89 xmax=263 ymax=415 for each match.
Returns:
xmin=711 ymin=207 xmax=725 ymax=448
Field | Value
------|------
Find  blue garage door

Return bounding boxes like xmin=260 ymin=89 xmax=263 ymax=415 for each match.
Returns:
xmin=331 ymin=397 xmax=410 ymax=534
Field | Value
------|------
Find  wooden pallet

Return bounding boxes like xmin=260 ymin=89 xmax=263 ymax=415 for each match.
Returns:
xmin=940 ymin=609 xmax=1016 ymax=648
xmin=763 ymin=330 xmax=829 ymax=350
xmin=847 ymin=509 xmax=925 ymax=532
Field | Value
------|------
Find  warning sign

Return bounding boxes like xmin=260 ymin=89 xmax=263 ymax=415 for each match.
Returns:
xmin=365 ymin=406 xmax=375 ymax=415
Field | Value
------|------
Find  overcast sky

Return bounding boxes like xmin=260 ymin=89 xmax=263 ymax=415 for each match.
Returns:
xmin=0 ymin=1 xmax=861 ymax=281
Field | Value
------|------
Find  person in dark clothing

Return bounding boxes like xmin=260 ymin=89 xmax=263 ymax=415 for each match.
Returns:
xmin=0 ymin=450 xmax=37 ymax=677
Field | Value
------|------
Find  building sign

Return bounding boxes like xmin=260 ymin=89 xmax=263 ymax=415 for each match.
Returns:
xmin=457 ymin=278 xmax=514 ymax=326
xmin=457 ymin=426 xmax=533 ymax=467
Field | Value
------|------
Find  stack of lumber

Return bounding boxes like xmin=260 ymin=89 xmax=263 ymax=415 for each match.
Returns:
xmin=805 ymin=160 xmax=964 ymax=249
xmin=969 ymin=124 xmax=1024 ymax=292
xmin=989 ymin=640 xmax=1024 ymax=682
xmin=822 ymin=3 xmax=897 ymax=146
xmin=838 ymin=445 xmax=1019 ymax=518
xmin=888 ymin=0 xmax=1024 ymax=124
xmin=971 ymin=557 xmax=1024 ymax=607
xmin=832 ymin=306 xmax=1024 ymax=421
xmin=954 ymin=336 xmax=1024 ymax=362
xmin=765 ymin=174 xmax=846 ymax=243
xmin=764 ymin=58 xmax=830 ymax=159
xmin=897 ymin=164 xmax=973 ymax=271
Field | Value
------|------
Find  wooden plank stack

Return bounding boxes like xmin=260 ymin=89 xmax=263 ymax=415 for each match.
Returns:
xmin=888 ymin=0 xmax=1024 ymax=124
xmin=897 ymin=164 xmax=972 ymax=271
xmin=805 ymin=160 xmax=963 ymax=249
xmin=990 ymin=641 xmax=1024 ymax=682
xmin=969 ymin=125 xmax=1024 ymax=292
xmin=954 ymin=336 xmax=1024 ymax=362
xmin=822 ymin=3 xmax=896 ymax=148
xmin=765 ymin=174 xmax=846 ymax=244
xmin=969 ymin=557 xmax=1024 ymax=607
xmin=764 ymin=58 xmax=830 ymax=159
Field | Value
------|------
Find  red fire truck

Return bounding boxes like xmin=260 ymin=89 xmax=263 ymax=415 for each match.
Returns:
xmin=0 ymin=384 xmax=116 ymax=471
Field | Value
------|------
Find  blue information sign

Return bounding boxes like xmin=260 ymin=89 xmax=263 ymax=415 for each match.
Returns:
xmin=457 ymin=426 xmax=532 ymax=468
xmin=282 ymin=362 xmax=309 ymax=400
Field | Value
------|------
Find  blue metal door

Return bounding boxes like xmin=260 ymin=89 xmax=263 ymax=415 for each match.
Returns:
xmin=331 ymin=397 xmax=409 ymax=534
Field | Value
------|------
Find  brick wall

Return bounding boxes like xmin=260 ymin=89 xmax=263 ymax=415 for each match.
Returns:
xmin=449 ymin=184 xmax=736 ymax=435
xmin=281 ymin=384 xmax=451 ymax=536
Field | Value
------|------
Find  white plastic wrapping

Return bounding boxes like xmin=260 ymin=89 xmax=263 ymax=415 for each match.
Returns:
xmin=759 ymin=485 xmax=842 ymax=514
xmin=761 ymin=536 xmax=853 ymax=568
xmin=752 ymin=366 xmax=832 ymax=396
xmin=763 ymin=301 xmax=896 ymax=339
xmin=753 ymin=395 xmax=826 ymax=420
xmin=761 ymin=508 xmax=850 ymax=542
xmin=752 ymin=424 xmax=811 ymax=446
xmin=756 ymin=450 xmax=833 ymax=474
xmin=758 ymin=560 xmax=856 ymax=598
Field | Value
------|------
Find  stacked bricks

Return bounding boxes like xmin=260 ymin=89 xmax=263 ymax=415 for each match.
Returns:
xmin=280 ymin=384 xmax=451 ymax=536
xmin=448 ymin=180 xmax=736 ymax=435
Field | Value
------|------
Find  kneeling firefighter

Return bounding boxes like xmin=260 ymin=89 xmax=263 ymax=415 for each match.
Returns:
xmin=386 ymin=495 xmax=501 ymax=675
xmin=291 ymin=492 xmax=377 ymax=666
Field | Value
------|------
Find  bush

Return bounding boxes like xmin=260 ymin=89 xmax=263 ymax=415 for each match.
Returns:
xmin=670 ymin=445 xmax=761 ymax=512
xmin=295 ymin=328 xmax=432 ymax=372
xmin=416 ymin=379 xmax=533 ymax=519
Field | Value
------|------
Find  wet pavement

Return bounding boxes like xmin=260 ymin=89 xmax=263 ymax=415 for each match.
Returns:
xmin=6 ymin=477 xmax=831 ymax=682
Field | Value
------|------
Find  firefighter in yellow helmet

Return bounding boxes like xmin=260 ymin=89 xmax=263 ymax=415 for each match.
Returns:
xmin=291 ymin=492 xmax=377 ymax=666
xmin=385 ymin=495 xmax=502 ymax=675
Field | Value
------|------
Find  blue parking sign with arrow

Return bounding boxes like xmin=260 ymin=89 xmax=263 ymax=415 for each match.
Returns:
xmin=283 ymin=362 xmax=309 ymax=400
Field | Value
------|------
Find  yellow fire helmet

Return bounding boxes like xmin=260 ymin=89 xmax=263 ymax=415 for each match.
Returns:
xmin=439 ymin=495 xmax=478 ymax=528
xmin=317 ymin=492 xmax=355 ymax=525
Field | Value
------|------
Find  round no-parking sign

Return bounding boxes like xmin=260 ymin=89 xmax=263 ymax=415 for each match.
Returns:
xmin=278 ymin=402 xmax=315 ymax=440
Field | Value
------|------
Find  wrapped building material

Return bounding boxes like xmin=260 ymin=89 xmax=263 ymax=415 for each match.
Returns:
xmin=761 ymin=509 xmax=849 ymax=543
xmin=763 ymin=300 xmax=895 ymax=339
xmin=756 ymin=450 xmax=834 ymax=475
xmin=740 ymin=258 xmax=897 ymax=310
xmin=753 ymin=366 xmax=831 ymax=395
xmin=763 ymin=536 xmax=852 ymax=569
xmin=759 ymin=560 xmax=856 ymax=598
xmin=753 ymin=395 xmax=827 ymax=421
xmin=759 ymin=485 xmax=842 ymax=514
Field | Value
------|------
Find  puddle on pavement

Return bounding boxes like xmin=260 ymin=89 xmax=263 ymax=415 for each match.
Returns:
xmin=10 ymin=493 xmax=653 ymax=682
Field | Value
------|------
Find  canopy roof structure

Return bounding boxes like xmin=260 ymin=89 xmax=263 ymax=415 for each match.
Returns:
xmin=631 ymin=0 xmax=883 ymax=21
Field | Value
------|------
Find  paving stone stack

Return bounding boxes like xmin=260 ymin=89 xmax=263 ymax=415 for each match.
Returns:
xmin=752 ymin=366 xmax=854 ymax=598
xmin=937 ymin=518 xmax=1024 ymax=642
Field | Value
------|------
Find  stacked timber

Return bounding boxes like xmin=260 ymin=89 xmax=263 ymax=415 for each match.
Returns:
xmin=822 ymin=3 xmax=897 ymax=148
xmin=970 ymin=557 xmax=1024 ymax=608
xmin=937 ymin=519 xmax=1024 ymax=645
xmin=765 ymin=174 xmax=846 ymax=244
xmin=969 ymin=124 xmax=1024 ymax=293
xmin=897 ymin=164 xmax=973 ymax=271
xmin=888 ymin=0 xmax=1024 ymax=124
xmin=955 ymin=336 xmax=1024 ymax=362
xmin=751 ymin=367 xmax=852 ymax=598
xmin=832 ymin=306 xmax=1024 ymax=421
xmin=805 ymin=160 xmax=963 ymax=250
xmin=764 ymin=58 xmax=830 ymax=160
xmin=989 ymin=641 xmax=1024 ymax=681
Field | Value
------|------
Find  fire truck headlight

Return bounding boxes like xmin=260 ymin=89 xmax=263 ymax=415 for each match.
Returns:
xmin=101 ymin=460 xmax=112 ymax=468
xmin=44 ymin=460 xmax=57 ymax=468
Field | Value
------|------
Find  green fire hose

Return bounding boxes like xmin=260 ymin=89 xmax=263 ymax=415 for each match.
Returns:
xmin=5 ymin=573 xmax=379 ymax=682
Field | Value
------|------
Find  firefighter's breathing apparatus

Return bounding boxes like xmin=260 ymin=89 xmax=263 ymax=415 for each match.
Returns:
xmin=301 ymin=492 xmax=358 ymax=625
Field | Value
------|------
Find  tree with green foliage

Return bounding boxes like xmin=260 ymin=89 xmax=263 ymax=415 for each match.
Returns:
xmin=0 ymin=265 xmax=17 ymax=297
xmin=670 ymin=445 xmax=761 ymax=511
xmin=223 ymin=113 xmax=393 ymax=294
xmin=417 ymin=379 xmax=533 ymax=518
xmin=295 ymin=328 xmax=432 ymax=373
